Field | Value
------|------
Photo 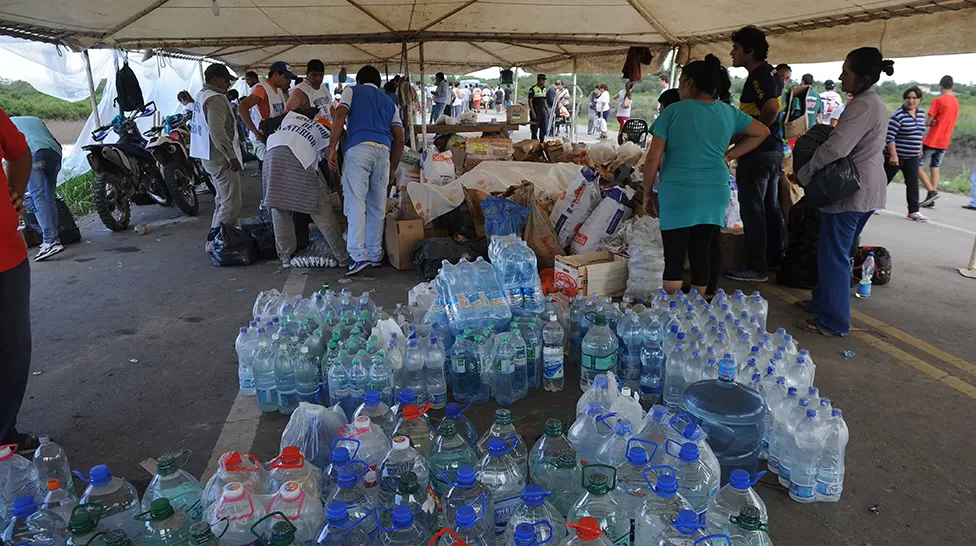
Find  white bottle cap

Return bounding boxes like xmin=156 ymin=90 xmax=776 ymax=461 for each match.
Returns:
xmin=279 ymin=481 xmax=302 ymax=501
xmin=222 ymin=482 xmax=245 ymax=501
xmin=392 ymin=436 xmax=409 ymax=450
xmin=621 ymin=387 xmax=632 ymax=397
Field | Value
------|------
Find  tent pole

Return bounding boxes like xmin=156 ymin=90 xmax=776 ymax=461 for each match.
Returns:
xmin=199 ymin=60 xmax=206 ymax=82
xmin=419 ymin=42 xmax=427 ymax=149
xmin=669 ymin=46 xmax=678 ymax=88
xmin=402 ymin=41 xmax=415 ymax=149
xmin=571 ymin=58 xmax=578 ymax=144
xmin=513 ymin=66 xmax=519 ymax=103
xmin=83 ymin=51 xmax=101 ymax=127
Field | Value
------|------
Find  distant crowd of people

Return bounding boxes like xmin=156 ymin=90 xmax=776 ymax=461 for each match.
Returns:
xmin=430 ymin=73 xmax=512 ymax=122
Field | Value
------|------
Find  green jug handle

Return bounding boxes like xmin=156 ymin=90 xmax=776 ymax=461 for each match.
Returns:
xmin=249 ymin=512 xmax=295 ymax=546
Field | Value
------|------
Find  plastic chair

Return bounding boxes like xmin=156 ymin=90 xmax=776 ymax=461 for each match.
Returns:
xmin=619 ymin=118 xmax=649 ymax=147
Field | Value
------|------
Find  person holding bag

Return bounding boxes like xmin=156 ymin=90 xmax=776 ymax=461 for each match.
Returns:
xmin=794 ymin=47 xmax=893 ymax=336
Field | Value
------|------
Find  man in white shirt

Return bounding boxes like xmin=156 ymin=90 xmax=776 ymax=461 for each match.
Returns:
xmin=820 ymin=80 xmax=843 ymax=124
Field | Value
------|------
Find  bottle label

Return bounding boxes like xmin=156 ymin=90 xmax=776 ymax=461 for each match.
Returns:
xmin=257 ymin=387 xmax=277 ymax=406
xmin=543 ymin=347 xmax=564 ymax=379
xmin=526 ymin=345 xmax=537 ymax=363
xmin=452 ymin=357 xmax=466 ymax=373
xmin=506 ymin=288 xmax=524 ymax=306
xmin=239 ymin=377 xmax=255 ymax=389
xmin=487 ymin=291 xmax=507 ymax=308
xmin=581 ymin=351 xmax=618 ymax=372
xmin=467 ymin=292 xmax=487 ymax=309
xmin=816 ymin=479 xmax=842 ymax=498
xmin=430 ymin=391 xmax=447 ymax=405
xmin=789 ymin=481 xmax=815 ymax=500
xmin=492 ymin=494 xmax=521 ymax=535
xmin=278 ymin=391 xmax=299 ymax=410
xmin=499 ymin=358 xmax=514 ymax=373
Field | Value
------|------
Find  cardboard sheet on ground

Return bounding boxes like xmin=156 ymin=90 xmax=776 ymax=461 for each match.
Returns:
xmin=406 ymin=180 xmax=465 ymax=223
xmin=456 ymin=161 xmax=583 ymax=199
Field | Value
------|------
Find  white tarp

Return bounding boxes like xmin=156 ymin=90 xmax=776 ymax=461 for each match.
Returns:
xmin=1 ymin=0 xmax=974 ymax=74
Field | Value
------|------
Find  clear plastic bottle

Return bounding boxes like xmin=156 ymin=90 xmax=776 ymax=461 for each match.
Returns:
xmin=264 ymin=482 xmax=323 ymax=545
xmin=267 ymin=446 xmax=323 ymax=502
xmin=325 ymin=467 xmax=377 ymax=542
xmin=580 ymin=315 xmax=619 ymax=391
xmin=236 ymin=327 xmax=258 ymax=395
xmin=816 ymin=408 xmax=849 ymax=503
xmin=352 ymin=390 xmax=396 ymax=438
xmin=66 ymin=504 xmax=107 ymax=546
xmin=294 ymin=346 xmax=321 ymax=405
xmin=559 ymin=517 xmax=614 ymax=546
xmin=477 ymin=409 xmax=528 ymax=473
xmin=391 ymin=404 xmax=432 ymax=457
xmin=440 ymin=466 xmax=493 ymax=534
xmin=662 ymin=345 xmax=689 ymax=414
xmin=444 ymin=503 xmax=493 ymax=546
xmin=529 ymin=414 xmax=578 ymax=483
xmin=789 ymin=409 xmax=824 ymax=504
xmin=504 ymin=484 xmax=567 ymax=545
xmin=42 ymin=478 xmax=77 ymax=523
xmin=367 ymin=350 xmax=395 ymax=408
xmin=614 ymin=442 xmax=664 ymax=519
xmin=316 ymin=500 xmax=371 ymax=546
xmin=34 ymin=436 xmax=74 ymax=497
xmin=275 ymin=337 xmax=300 ymax=415
xmin=654 ymin=509 xmax=730 ymax=546
xmin=340 ymin=417 xmax=391 ymax=493
xmin=444 ymin=402 xmax=479 ymax=449
xmin=634 ymin=468 xmax=693 ymax=545
xmin=379 ymin=436 xmax=430 ymax=505
xmin=253 ymin=339 xmax=280 ymax=412
xmin=402 ymin=340 xmax=428 ymax=402
xmin=543 ymin=313 xmax=566 ymax=392
xmin=1 ymin=495 xmax=66 ymax=546
xmin=609 ymin=387 xmax=644 ymax=429
xmin=567 ymin=296 xmax=587 ymax=368
xmin=430 ymin=421 xmax=479 ymax=497
xmin=568 ymin=402 xmax=614 ymax=467
xmin=662 ymin=441 xmax=718 ymax=517
xmin=346 ymin=355 xmax=370 ymax=420
xmin=142 ymin=451 xmax=204 ymax=521
xmin=424 ymin=335 xmax=449 ymax=409
xmin=491 ymin=333 xmax=519 ymax=405
xmin=509 ymin=329 xmax=530 ymax=402
xmin=567 ymin=465 xmax=629 ymax=545
xmin=0 ymin=443 xmax=43 ymax=514
xmin=77 ymin=464 xmax=144 ymax=539
xmin=777 ymin=397 xmax=811 ymax=488
xmin=856 ymin=252 xmax=875 ymax=297
xmin=136 ymin=498 xmax=192 ymax=546
xmin=451 ymin=335 xmax=488 ymax=404
xmin=208 ymin=483 xmax=262 ymax=546
xmin=388 ymin=471 xmax=437 ymax=534
xmin=706 ymin=469 xmax=767 ymax=532
xmin=595 ymin=418 xmax=634 ymax=467
xmin=378 ymin=505 xmax=433 ymax=546
xmin=477 ymin=436 xmax=527 ymax=536
xmin=327 ymin=349 xmax=351 ymax=411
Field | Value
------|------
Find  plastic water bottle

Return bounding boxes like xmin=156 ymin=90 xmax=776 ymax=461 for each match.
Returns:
xmin=634 ymin=468 xmax=693 ymax=545
xmin=41 ymin=478 xmax=77 ymax=523
xmin=789 ymin=410 xmax=825 ymax=503
xmin=636 ymin=405 xmax=670 ymax=447
xmin=856 ymin=252 xmax=875 ymax=297
xmin=352 ymin=390 xmax=396 ymax=438
xmin=252 ymin=339 xmax=279 ymax=412
xmin=451 ymin=335 xmax=487 ymax=403
xmin=402 ymin=341 xmax=427 ymax=402
xmin=568 ymin=296 xmax=586 ymax=367
xmin=425 ymin=336 xmax=448 ymax=408
xmin=580 ymin=315 xmax=619 ymax=391
xmin=440 ymin=465 xmax=493 ymax=534
xmin=530 ymin=414 xmax=578 ymax=479
xmin=543 ymin=313 xmax=566 ymax=392
xmin=387 ymin=471 xmax=437 ymax=534
xmin=340 ymin=417 xmax=390 ymax=492
xmin=316 ymin=501 xmax=371 ymax=545
xmin=274 ymin=338 xmax=300 ymax=415
xmin=567 ymin=465 xmax=629 ymax=545
xmin=235 ymin=327 xmax=258 ymax=395
xmin=327 ymin=350 xmax=351 ymax=413
xmin=568 ymin=402 xmax=614 ymax=467
xmin=706 ymin=469 xmax=767 ymax=532
xmin=378 ymin=505 xmax=433 ymax=546
xmin=595 ymin=418 xmax=634 ymax=466
xmin=766 ymin=387 xmax=798 ymax=475
xmin=816 ymin=408 xmax=849 ymax=503
xmin=560 ymin=516 xmax=615 ymax=546
xmin=267 ymin=446 xmax=323 ymax=502
xmin=346 ymin=355 xmax=370 ymax=419
xmin=378 ymin=436 xmax=430 ymax=505
xmin=638 ymin=323 xmax=665 ymax=408
xmin=616 ymin=310 xmax=643 ymax=392
xmin=576 ymin=375 xmax=614 ymax=418
xmin=508 ymin=329 xmax=530 ymax=402
xmin=654 ymin=509 xmax=729 ymax=546
xmin=477 ymin=436 xmax=526 ymax=536
xmin=614 ymin=442 xmax=664 ymax=519
xmin=447 ymin=502 xmax=494 ymax=546
xmin=682 ymin=355 xmax=765 ymax=482
xmin=206 ymin=483 xmax=262 ymax=546
xmin=66 ymin=503 xmax=107 ymax=546
xmin=325 ymin=468 xmax=377 ymax=542
xmin=610 ymin=387 xmax=644 ymax=427
xmin=391 ymin=404 xmax=432 ymax=457
xmin=32 ymin=436 xmax=73 ymax=499
xmin=785 ymin=355 xmax=815 ymax=391
xmin=662 ymin=442 xmax=718 ymax=517
xmin=727 ymin=505 xmax=772 ymax=545
xmin=142 ymin=450 xmax=204 ymax=521
xmin=520 ymin=324 xmax=543 ymax=390
xmin=777 ymin=397 xmax=811 ymax=488
xmin=321 ymin=443 xmax=363 ymax=501
xmin=429 ymin=421 xmax=479 ymax=496
xmin=662 ymin=345 xmax=689 ymax=414
xmin=445 ymin=402 xmax=480 ymax=448
xmin=477 ymin=409 xmax=529 ymax=473
xmin=76 ymin=464 xmax=144 ymax=539
xmin=2 ymin=495 xmax=66 ymax=546
xmin=504 ymin=485 xmax=568 ymax=545
xmin=136 ymin=498 xmax=193 ymax=546
xmin=367 ymin=353 xmax=396 ymax=409
xmin=291 ymin=346 xmax=319 ymax=405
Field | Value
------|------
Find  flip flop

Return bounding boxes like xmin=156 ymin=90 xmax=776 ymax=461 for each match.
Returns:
xmin=794 ymin=300 xmax=810 ymax=309
xmin=796 ymin=319 xmax=824 ymax=334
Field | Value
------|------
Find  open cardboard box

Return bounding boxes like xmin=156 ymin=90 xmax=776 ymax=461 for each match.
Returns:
xmin=385 ymin=218 xmax=424 ymax=270
xmin=554 ymin=251 xmax=629 ymax=297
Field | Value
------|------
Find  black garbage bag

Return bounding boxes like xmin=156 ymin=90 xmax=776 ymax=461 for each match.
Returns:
xmin=209 ymin=223 xmax=258 ymax=266
xmin=776 ymin=197 xmax=820 ymax=289
xmin=410 ymin=236 xmax=489 ymax=280
xmin=241 ymin=221 xmax=277 ymax=261
xmin=21 ymin=194 xmax=82 ymax=247
xmin=792 ymin=124 xmax=861 ymax=207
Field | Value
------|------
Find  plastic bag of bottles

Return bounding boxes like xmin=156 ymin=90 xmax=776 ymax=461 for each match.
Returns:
xmin=253 ymin=289 xmax=286 ymax=319
xmin=279 ymin=403 xmax=348 ymax=471
xmin=621 ymin=216 xmax=665 ymax=300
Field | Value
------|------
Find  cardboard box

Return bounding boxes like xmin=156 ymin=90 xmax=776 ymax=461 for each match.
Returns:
xmin=385 ymin=219 xmax=424 ymax=270
xmin=554 ymin=251 xmax=629 ymax=297
xmin=720 ymin=227 xmax=745 ymax=269
xmin=507 ymin=105 xmax=528 ymax=124
xmin=513 ymin=139 xmax=544 ymax=162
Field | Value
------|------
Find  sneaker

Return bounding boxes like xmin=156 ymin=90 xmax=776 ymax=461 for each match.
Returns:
xmin=907 ymin=212 xmax=929 ymax=222
xmin=337 ymin=259 xmax=350 ymax=268
xmin=205 ymin=240 xmax=215 ymax=254
xmin=34 ymin=242 xmax=64 ymax=262
xmin=724 ymin=267 xmax=768 ymax=283
xmin=370 ymin=260 xmax=383 ymax=268
xmin=346 ymin=260 xmax=370 ymax=276
xmin=919 ymin=191 xmax=939 ymax=208
xmin=281 ymin=258 xmax=293 ymax=269
xmin=963 ymin=204 xmax=976 ymax=211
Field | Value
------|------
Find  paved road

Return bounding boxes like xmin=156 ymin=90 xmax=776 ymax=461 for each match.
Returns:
xmin=18 ymin=163 xmax=976 ymax=544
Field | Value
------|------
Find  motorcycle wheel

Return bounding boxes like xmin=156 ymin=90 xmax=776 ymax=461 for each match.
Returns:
xmin=161 ymin=163 xmax=199 ymax=216
xmin=146 ymin=168 xmax=173 ymax=207
xmin=93 ymin=173 xmax=131 ymax=231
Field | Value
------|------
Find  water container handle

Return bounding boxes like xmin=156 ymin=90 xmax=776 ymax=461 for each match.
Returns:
xmin=331 ymin=438 xmax=361 ymax=459
xmin=580 ymin=463 xmax=618 ymax=489
xmin=595 ymin=412 xmax=618 ymax=431
xmin=222 ymin=453 xmax=262 ymax=472
xmin=667 ymin=412 xmax=695 ymax=437
xmin=626 ymin=438 xmax=659 ymax=462
xmin=83 ymin=531 xmax=107 ymax=546
xmin=501 ymin=434 xmax=519 ymax=454
xmin=729 ymin=513 xmax=768 ymax=532
xmin=744 ymin=470 xmax=767 ymax=487
xmin=268 ymin=449 xmax=305 ymax=469
xmin=664 ymin=438 xmax=683 ymax=460
xmin=695 ymin=534 xmax=732 ymax=546
xmin=468 ymin=493 xmax=488 ymax=520
xmin=170 ymin=449 xmax=193 ymax=471
xmin=373 ymin=507 xmax=395 ymax=533
xmin=429 ymin=528 xmax=467 ymax=546
xmin=73 ymin=469 xmax=92 ymax=484
xmin=211 ymin=517 xmax=230 ymax=539
xmin=440 ymin=470 xmax=463 ymax=489
xmin=641 ymin=465 xmax=676 ymax=489
xmin=539 ymin=411 xmax=571 ymax=435
xmin=249 ymin=512 xmax=294 ymax=545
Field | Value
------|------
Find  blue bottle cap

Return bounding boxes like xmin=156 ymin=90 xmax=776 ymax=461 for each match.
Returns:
xmin=586 ymin=401 xmax=603 ymax=416
xmin=514 ymin=523 xmax=538 ymax=544
xmin=676 ymin=332 xmax=685 ymax=341
xmin=445 ymin=402 xmax=462 ymax=420
xmin=674 ymin=510 xmax=700 ymax=534
xmin=650 ymin=405 xmax=667 ymax=422
xmin=522 ymin=484 xmax=548 ymax=507
xmin=626 ymin=446 xmax=649 ymax=466
xmin=364 ymin=390 xmax=380 ymax=406
xmin=455 ymin=505 xmax=478 ymax=530
xmin=456 ymin=466 xmax=476 ymax=485
xmin=808 ymin=387 xmax=819 ymax=396
xmin=656 ymin=474 xmax=678 ymax=496
xmin=820 ymin=398 xmax=831 ymax=407
xmin=398 ymin=389 xmax=416 ymax=404
xmin=487 ymin=437 xmax=511 ymax=455
xmin=11 ymin=496 xmax=37 ymax=517
xmin=728 ymin=469 xmax=751 ymax=491
xmin=807 ymin=410 xmax=817 ymax=419
xmin=326 ymin=501 xmax=348 ymax=522
xmin=798 ymin=398 xmax=809 ymax=407
xmin=614 ymin=418 xmax=632 ymax=436
xmin=240 ymin=327 xmax=248 ymax=334
xmin=391 ymin=505 xmax=413 ymax=528
xmin=331 ymin=447 xmax=350 ymax=465
xmin=678 ymin=442 xmax=699 ymax=462
xmin=787 ymin=387 xmax=798 ymax=396
xmin=832 ymin=409 xmax=843 ymax=417
xmin=669 ymin=325 xmax=679 ymax=333
xmin=89 ymin=464 xmax=112 ymax=487
xmin=776 ymin=377 xmax=786 ymax=385
xmin=336 ymin=467 xmax=358 ymax=487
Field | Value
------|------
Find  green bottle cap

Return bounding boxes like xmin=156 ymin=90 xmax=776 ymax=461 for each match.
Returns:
xmin=586 ymin=472 xmax=611 ymax=495
xmin=544 ymin=418 xmax=563 ymax=437
xmin=149 ymin=498 xmax=174 ymax=520
xmin=189 ymin=521 xmax=217 ymax=546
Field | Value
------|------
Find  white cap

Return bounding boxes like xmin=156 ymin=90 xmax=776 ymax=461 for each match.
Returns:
xmin=392 ymin=436 xmax=409 ymax=450
xmin=354 ymin=416 xmax=372 ymax=430
xmin=621 ymin=387 xmax=632 ymax=397
xmin=279 ymin=481 xmax=302 ymax=501
xmin=222 ymin=482 xmax=245 ymax=501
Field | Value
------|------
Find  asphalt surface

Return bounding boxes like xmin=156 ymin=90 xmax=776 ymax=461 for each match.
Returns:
xmin=18 ymin=161 xmax=976 ymax=544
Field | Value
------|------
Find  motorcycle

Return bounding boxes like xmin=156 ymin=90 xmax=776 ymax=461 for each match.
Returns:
xmin=145 ymin=112 xmax=215 ymax=216
xmin=84 ymin=102 xmax=173 ymax=231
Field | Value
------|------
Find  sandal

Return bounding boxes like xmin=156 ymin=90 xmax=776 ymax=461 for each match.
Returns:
xmin=796 ymin=319 xmax=824 ymax=334
xmin=794 ymin=300 xmax=810 ymax=309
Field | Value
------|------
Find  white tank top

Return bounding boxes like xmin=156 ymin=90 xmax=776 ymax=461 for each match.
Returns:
xmin=295 ymin=81 xmax=332 ymax=111
xmin=189 ymin=89 xmax=242 ymax=162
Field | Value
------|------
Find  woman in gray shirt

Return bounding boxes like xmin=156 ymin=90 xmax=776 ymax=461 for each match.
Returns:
xmin=795 ymin=47 xmax=893 ymax=336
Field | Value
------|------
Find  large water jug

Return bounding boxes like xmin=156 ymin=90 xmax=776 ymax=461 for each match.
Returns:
xmin=339 ymin=417 xmax=390 ymax=493
xmin=654 ymin=509 xmax=731 ymax=546
xmin=324 ymin=467 xmax=376 ymax=542
xmin=142 ymin=451 xmax=204 ymax=521
xmin=634 ymin=468 xmax=692 ymax=545
xmin=530 ymin=449 xmax=581 ymax=519
xmin=706 ymin=469 xmax=767 ymax=533
xmin=503 ymin=485 xmax=567 ymax=545
xmin=387 ymin=471 xmax=437 ymax=534
xmin=1 ymin=495 xmax=66 ymax=546
xmin=580 ymin=315 xmax=619 ymax=392
xmin=66 ymin=504 xmax=107 ymax=546
xmin=595 ymin=418 xmax=634 ymax=466
xmin=662 ymin=442 xmax=718 ymax=517
xmin=614 ymin=442 xmax=663 ymax=519
xmin=267 ymin=447 xmax=322 ymax=502
xmin=0 ymin=445 xmax=42 ymax=515
xmin=682 ymin=357 xmax=765 ymax=483
xmin=315 ymin=501 xmax=371 ymax=546
xmin=429 ymin=421 xmax=479 ymax=496
xmin=136 ymin=498 xmax=193 ymax=546
xmin=529 ymin=413 xmax=578 ymax=483
xmin=391 ymin=404 xmax=431 ymax=457
xmin=476 ymin=409 xmax=528 ymax=472
xmin=351 ymin=391 xmax=395 ymax=438
xmin=378 ymin=436 xmax=430 ymax=505
xmin=265 ymin=481 xmax=324 ymax=545
xmin=566 ymin=465 xmax=628 ymax=546
xmin=442 ymin=502 xmax=493 ymax=546
xmin=77 ymin=465 xmax=144 ymax=539
xmin=476 ymin=437 xmax=526 ymax=536
xmin=440 ymin=466 xmax=493 ymax=535
xmin=207 ymin=483 xmax=262 ymax=546
xmin=567 ymin=402 xmax=614 ymax=467
xmin=200 ymin=453 xmax=267 ymax=511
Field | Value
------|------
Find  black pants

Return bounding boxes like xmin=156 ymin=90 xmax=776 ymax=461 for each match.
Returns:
xmin=884 ymin=155 xmax=921 ymax=213
xmin=661 ymin=224 xmax=723 ymax=294
xmin=737 ymin=150 xmax=785 ymax=274
xmin=0 ymin=258 xmax=31 ymax=444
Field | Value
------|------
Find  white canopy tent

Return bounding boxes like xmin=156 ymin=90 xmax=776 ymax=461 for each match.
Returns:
xmin=1 ymin=0 xmax=975 ymax=75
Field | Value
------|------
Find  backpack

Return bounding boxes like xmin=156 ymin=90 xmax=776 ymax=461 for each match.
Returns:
xmin=776 ymin=198 xmax=821 ymax=289
xmin=114 ymin=62 xmax=145 ymax=112
xmin=853 ymin=245 xmax=892 ymax=285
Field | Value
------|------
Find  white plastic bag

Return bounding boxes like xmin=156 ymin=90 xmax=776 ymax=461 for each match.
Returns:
xmin=252 ymin=289 xmax=285 ymax=319
xmin=550 ymin=167 xmax=602 ymax=251
xmin=589 ymin=142 xmax=617 ymax=166
xmin=621 ymin=216 xmax=666 ymax=300
xmin=570 ymin=187 xmax=635 ymax=255
xmin=407 ymin=282 xmax=436 ymax=310
xmin=406 ymin=180 xmax=465 ymax=223
xmin=371 ymin=318 xmax=405 ymax=355
xmin=421 ymin=146 xmax=455 ymax=186
xmin=279 ymin=402 xmax=348 ymax=471
xmin=610 ymin=141 xmax=643 ymax=172
xmin=725 ymin=189 xmax=743 ymax=228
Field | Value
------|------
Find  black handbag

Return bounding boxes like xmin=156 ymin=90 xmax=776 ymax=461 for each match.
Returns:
xmin=792 ymin=125 xmax=861 ymax=207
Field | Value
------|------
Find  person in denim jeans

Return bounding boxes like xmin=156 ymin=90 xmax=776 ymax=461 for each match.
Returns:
xmin=328 ymin=65 xmax=405 ymax=276
xmin=10 ymin=116 xmax=63 ymax=261
xmin=726 ymin=26 xmax=784 ymax=283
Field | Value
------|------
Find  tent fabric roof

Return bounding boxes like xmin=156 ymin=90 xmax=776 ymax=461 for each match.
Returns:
xmin=2 ymin=0 xmax=975 ymax=74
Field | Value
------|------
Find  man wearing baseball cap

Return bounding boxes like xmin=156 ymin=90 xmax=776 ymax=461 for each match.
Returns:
xmin=528 ymin=73 xmax=549 ymax=140
xmin=237 ymin=61 xmax=297 ymax=165
xmin=189 ymin=63 xmax=244 ymax=243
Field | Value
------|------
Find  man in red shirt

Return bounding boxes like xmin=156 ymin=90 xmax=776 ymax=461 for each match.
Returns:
xmin=918 ymin=75 xmax=959 ymax=208
xmin=0 ymin=107 xmax=38 ymax=450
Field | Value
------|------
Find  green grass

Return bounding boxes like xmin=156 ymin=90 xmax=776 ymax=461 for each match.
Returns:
xmin=938 ymin=174 xmax=974 ymax=195
xmin=59 ymin=171 xmax=95 ymax=217
xmin=0 ymin=78 xmax=105 ymax=119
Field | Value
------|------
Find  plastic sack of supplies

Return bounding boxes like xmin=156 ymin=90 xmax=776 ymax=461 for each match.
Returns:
xmin=481 ymin=195 xmax=530 ymax=237
xmin=208 ymin=223 xmax=258 ymax=267
xmin=619 ymin=216 xmax=666 ymax=300
xmin=570 ymin=186 xmax=635 ymax=255
xmin=420 ymin=146 xmax=455 ymax=185
xmin=279 ymin=402 xmax=348 ymax=470
xmin=406 ymin=180 xmax=465 ymax=223
xmin=550 ymin=166 xmax=601 ymax=251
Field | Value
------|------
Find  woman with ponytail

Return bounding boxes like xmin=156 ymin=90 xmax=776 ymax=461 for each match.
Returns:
xmin=795 ymin=47 xmax=892 ymax=336
xmin=642 ymin=54 xmax=770 ymax=297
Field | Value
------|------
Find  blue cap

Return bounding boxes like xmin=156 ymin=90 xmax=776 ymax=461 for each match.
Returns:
xmin=626 ymin=445 xmax=649 ymax=466
xmin=820 ymin=398 xmax=831 ymax=407
xmin=676 ymin=333 xmax=685 ymax=341
xmin=445 ymin=402 xmax=462 ymax=420
xmin=514 ymin=523 xmax=538 ymax=545
xmin=656 ymin=474 xmax=678 ymax=496
xmin=455 ymin=505 xmax=478 ymax=530
xmin=11 ymin=496 xmax=37 ymax=517
xmin=89 ymin=464 xmax=112 ymax=487
xmin=487 ymin=437 xmax=508 ymax=455
xmin=331 ymin=447 xmax=350 ymax=465
xmin=336 ymin=467 xmax=358 ymax=487
xmin=787 ymin=387 xmax=798 ymax=396
xmin=678 ymin=442 xmax=699 ymax=462
xmin=650 ymin=405 xmax=667 ymax=422
xmin=669 ymin=325 xmax=679 ymax=333
xmin=674 ymin=510 xmax=700 ymax=534
xmin=391 ymin=505 xmax=413 ymax=528
xmin=832 ymin=409 xmax=843 ymax=417
xmin=808 ymin=387 xmax=819 ymax=396
xmin=269 ymin=61 xmax=298 ymax=79
xmin=594 ymin=376 xmax=608 ymax=389
xmin=326 ymin=501 xmax=349 ymax=522
xmin=807 ymin=410 xmax=817 ymax=418
xmin=614 ymin=418 xmax=632 ymax=436
xmin=363 ymin=391 xmax=380 ymax=406
xmin=240 ymin=327 xmax=248 ymax=334
xmin=522 ymin=484 xmax=548 ymax=506
xmin=799 ymin=398 xmax=809 ymax=407
xmin=776 ymin=377 xmax=786 ymax=385
xmin=728 ymin=469 xmax=751 ymax=491
xmin=456 ymin=466 xmax=476 ymax=485
xmin=586 ymin=401 xmax=602 ymax=416
xmin=398 ymin=389 xmax=416 ymax=404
